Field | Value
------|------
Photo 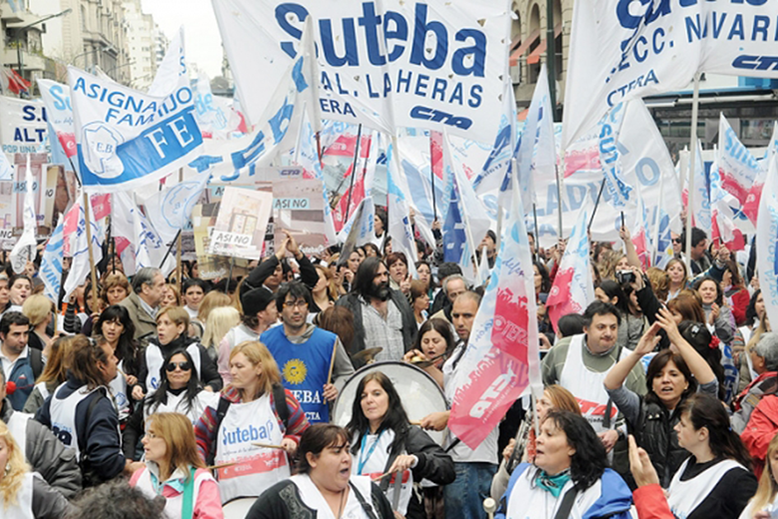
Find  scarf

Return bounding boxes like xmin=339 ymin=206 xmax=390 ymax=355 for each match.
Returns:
xmin=535 ymin=469 xmax=571 ymax=498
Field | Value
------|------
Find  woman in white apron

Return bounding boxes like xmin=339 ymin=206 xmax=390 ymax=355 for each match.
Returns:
xmin=130 ymin=412 xmax=223 ymax=519
xmin=496 ymin=410 xmax=633 ymax=519
xmin=194 ymin=341 xmax=309 ymax=504
xmin=247 ymin=424 xmax=396 ymax=519
xmin=345 ymin=371 xmax=454 ymax=518
xmin=95 ymin=305 xmax=143 ymax=425
xmin=666 ymin=393 xmax=756 ymax=519
xmin=0 ymin=421 xmax=70 ymax=519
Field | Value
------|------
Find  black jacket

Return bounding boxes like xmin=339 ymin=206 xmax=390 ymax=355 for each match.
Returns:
xmin=631 ymin=399 xmax=689 ymax=488
xmin=248 ymin=478 xmax=395 ymax=519
xmin=35 ymin=374 xmax=126 ymax=482
xmin=241 ymin=253 xmax=319 ymax=297
xmin=336 ymin=289 xmax=417 ymax=362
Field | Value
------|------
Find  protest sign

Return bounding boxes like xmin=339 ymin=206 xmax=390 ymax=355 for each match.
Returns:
xmin=0 ymin=96 xmax=50 ymax=159
xmin=192 ymin=203 xmax=249 ymax=279
xmin=273 ymin=178 xmax=327 ymax=257
xmin=213 ymin=0 xmax=511 ymax=144
xmin=208 ymin=187 xmax=273 ymax=260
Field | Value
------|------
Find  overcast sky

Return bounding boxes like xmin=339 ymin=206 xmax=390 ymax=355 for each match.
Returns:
xmin=140 ymin=0 xmax=223 ymax=79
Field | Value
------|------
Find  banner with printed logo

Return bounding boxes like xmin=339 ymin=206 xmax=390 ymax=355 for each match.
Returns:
xmin=212 ymin=0 xmax=511 ymax=144
xmin=68 ymin=65 xmax=203 ymax=192
xmin=0 ymin=96 xmax=50 ymax=160
xmin=37 ymin=79 xmax=77 ymax=160
xmin=562 ymin=1 xmax=778 ymax=149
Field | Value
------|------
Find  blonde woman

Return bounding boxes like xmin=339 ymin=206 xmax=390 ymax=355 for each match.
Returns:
xmin=21 ymin=295 xmax=53 ymax=354
xmin=195 ymin=341 xmax=309 ymax=504
xmin=130 ymin=413 xmax=223 ymax=519
xmin=0 ymin=418 xmax=71 ymax=518
xmin=22 ymin=336 xmax=75 ymax=415
xmin=201 ymin=307 xmax=240 ymax=363
xmin=191 ymin=292 xmax=232 ymax=338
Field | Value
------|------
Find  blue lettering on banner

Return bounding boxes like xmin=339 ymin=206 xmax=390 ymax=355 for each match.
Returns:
xmin=410 ymin=106 xmax=472 ymax=129
xmin=221 ymin=419 xmax=275 ymax=446
xmin=78 ymin=106 xmax=202 ymax=187
xmin=732 ymin=55 xmax=778 ymax=71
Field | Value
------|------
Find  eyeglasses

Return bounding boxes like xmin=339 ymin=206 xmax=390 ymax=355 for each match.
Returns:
xmin=672 ymin=238 xmax=682 ymax=244
xmin=166 ymin=361 xmax=191 ymax=372
xmin=283 ymin=300 xmax=308 ymax=309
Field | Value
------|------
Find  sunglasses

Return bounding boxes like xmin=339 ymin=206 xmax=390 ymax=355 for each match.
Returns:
xmin=672 ymin=238 xmax=682 ymax=243
xmin=166 ymin=361 xmax=191 ymax=372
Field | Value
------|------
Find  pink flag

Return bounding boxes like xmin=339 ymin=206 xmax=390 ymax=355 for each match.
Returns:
xmin=547 ymin=203 xmax=595 ymax=334
xmin=448 ymin=180 xmax=542 ymax=449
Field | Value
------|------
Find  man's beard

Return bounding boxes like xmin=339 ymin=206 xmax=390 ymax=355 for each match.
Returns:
xmin=368 ymin=281 xmax=391 ymax=301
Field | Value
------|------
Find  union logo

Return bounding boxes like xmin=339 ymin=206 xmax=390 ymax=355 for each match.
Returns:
xmin=282 ymin=359 xmax=306 ymax=385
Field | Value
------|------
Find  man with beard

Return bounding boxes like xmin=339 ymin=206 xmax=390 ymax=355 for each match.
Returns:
xmin=261 ymin=281 xmax=354 ymax=423
xmin=337 ymin=257 xmax=417 ymax=364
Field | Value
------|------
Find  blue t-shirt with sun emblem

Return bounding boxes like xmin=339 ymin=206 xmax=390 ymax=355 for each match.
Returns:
xmin=261 ymin=326 xmax=337 ymax=423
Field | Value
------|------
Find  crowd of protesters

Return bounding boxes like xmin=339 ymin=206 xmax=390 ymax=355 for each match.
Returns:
xmin=0 ymin=208 xmax=776 ymax=519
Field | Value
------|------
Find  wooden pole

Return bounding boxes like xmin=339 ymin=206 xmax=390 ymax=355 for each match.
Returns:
xmin=81 ymin=191 xmax=99 ymax=313
xmin=344 ymin=124 xmax=363 ymax=223
xmin=176 ymin=168 xmax=183 ymax=292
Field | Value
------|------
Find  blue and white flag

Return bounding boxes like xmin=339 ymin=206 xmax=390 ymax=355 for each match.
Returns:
xmin=148 ymin=27 xmax=187 ymax=97
xmin=691 ymin=140 xmax=711 ymax=230
xmin=756 ymin=152 xmax=778 ymax=339
xmin=10 ymin=155 xmax=38 ymax=274
xmin=442 ymin=132 xmax=492 ymax=284
xmin=68 ymin=59 xmax=203 ymax=191
xmin=598 ymin=103 xmax=633 ymax=210
xmin=143 ymin=171 xmax=209 ymax=243
xmin=516 ymin=64 xmax=556 ymax=213
xmin=40 ymin=218 xmax=65 ymax=302
xmin=387 ymin=140 xmax=418 ymax=280
xmin=63 ymin=197 xmax=105 ymax=300
xmin=186 ymin=19 xmax=319 ymax=185
xmin=134 ymin=201 xmax=175 ymax=275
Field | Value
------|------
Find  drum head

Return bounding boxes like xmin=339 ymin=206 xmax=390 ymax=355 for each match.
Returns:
xmin=222 ymin=497 xmax=257 ymax=518
xmin=332 ymin=361 xmax=449 ymax=445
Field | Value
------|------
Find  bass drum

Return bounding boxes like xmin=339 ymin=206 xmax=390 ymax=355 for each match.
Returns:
xmin=332 ymin=361 xmax=449 ymax=446
xmin=222 ymin=497 xmax=256 ymax=518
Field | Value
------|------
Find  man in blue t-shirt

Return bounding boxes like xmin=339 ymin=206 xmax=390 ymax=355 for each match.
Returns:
xmin=261 ymin=282 xmax=354 ymax=423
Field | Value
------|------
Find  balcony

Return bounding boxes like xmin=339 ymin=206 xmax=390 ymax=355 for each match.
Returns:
xmin=1 ymin=47 xmax=46 ymax=72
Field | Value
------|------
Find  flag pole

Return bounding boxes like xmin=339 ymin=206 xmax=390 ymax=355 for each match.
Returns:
xmin=685 ymin=73 xmax=701 ymax=273
xmin=588 ymin=178 xmax=606 ymax=233
xmin=344 ymin=124 xmax=363 ymax=223
xmin=652 ymin=169 xmax=664 ymax=266
xmin=554 ymin=162 xmax=564 ymax=238
xmin=176 ymin=168 xmax=183 ymax=292
xmin=81 ymin=191 xmax=100 ymax=313
xmin=430 ymin=131 xmax=439 ymax=221
xmin=532 ymin=203 xmax=540 ymax=263
xmin=159 ymin=230 xmax=182 ymax=268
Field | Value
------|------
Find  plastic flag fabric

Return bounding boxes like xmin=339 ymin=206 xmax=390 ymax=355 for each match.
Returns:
xmin=448 ymin=172 xmax=542 ymax=449
xmin=546 ymin=202 xmax=595 ymax=334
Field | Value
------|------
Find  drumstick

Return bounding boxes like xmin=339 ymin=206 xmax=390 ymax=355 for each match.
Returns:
xmin=117 ymin=367 xmax=127 ymax=380
xmin=252 ymin=442 xmax=286 ymax=449
xmin=326 ymin=341 xmax=338 ymax=387
xmin=207 ymin=462 xmax=235 ymax=471
xmin=371 ymin=471 xmax=394 ymax=482
xmin=409 ymin=420 xmax=422 ymax=426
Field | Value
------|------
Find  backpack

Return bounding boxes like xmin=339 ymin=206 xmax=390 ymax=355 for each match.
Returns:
xmin=206 ymin=384 xmax=290 ymax=466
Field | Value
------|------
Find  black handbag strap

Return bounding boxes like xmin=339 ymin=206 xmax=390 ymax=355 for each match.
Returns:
xmin=554 ymin=488 xmax=578 ymax=519
xmin=349 ymin=481 xmax=380 ymax=519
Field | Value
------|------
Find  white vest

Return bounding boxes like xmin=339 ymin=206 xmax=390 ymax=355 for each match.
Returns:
xmin=134 ymin=466 xmax=213 ymax=519
xmin=49 ymin=383 xmax=105 ymax=459
xmin=558 ymin=334 xmax=629 ymax=433
xmin=292 ymin=474 xmax=377 ymax=519
xmin=145 ymin=343 xmax=202 ymax=395
xmin=6 ymin=411 xmax=31 ymax=460
xmin=351 ymin=429 xmax=413 ymax=514
xmin=214 ymin=394 xmax=290 ymax=503
xmin=505 ymin=466 xmax=604 ymax=519
xmin=144 ymin=390 xmax=218 ymax=425
xmin=3 ymin=472 xmax=34 ymax=519
xmin=667 ymin=457 xmax=745 ymax=519
xmin=109 ymin=360 xmax=130 ymax=422
xmin=33 ymin=381 xmax=50 ymax=401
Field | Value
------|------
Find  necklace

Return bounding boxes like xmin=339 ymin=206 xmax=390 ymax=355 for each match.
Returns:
xmin=336 ymin=487 xmax=346 ymax=519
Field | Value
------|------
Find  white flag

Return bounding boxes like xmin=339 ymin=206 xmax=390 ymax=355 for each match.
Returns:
xmin=756 ymin=153 xmax=778 ymax=331
xmin=9 ymin=155 xmax=37 ymax=274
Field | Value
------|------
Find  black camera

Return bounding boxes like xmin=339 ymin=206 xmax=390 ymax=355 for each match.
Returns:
xmin=616 ymin=270 xmax=635 ymax=286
